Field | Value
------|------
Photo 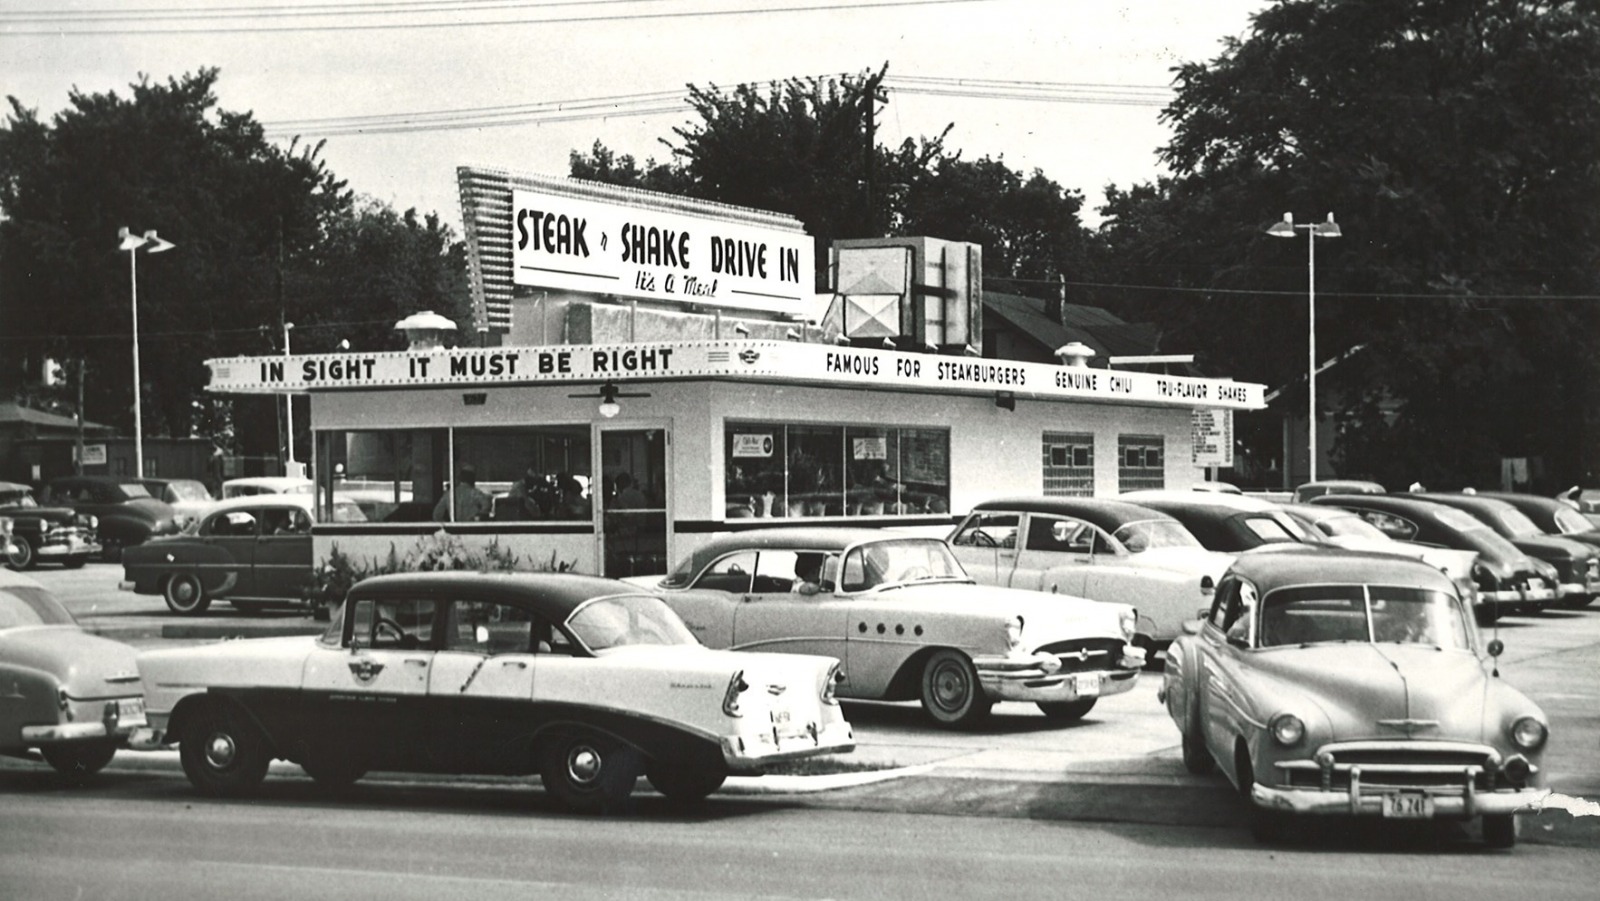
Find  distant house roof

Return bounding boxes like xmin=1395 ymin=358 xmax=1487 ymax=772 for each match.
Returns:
xmin=982 ymin=291 xmax=1194 ymax=373
xmin=0 ymin=402 xmax=114 ymax=434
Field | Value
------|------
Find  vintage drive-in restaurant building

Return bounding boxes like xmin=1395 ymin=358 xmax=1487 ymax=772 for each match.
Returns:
xmin=203 ymin=167 xmax=1265 ymax=578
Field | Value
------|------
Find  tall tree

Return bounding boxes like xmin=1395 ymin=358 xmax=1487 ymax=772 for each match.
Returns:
xmin=1094 ymin=0 xmax=1600 ymax=488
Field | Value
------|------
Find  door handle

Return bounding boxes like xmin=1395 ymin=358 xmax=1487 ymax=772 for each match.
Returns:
xmin=501 ymin=660 xmax=528 ymax=670
xmin=403 ymin=658 xmax=428 ymax=667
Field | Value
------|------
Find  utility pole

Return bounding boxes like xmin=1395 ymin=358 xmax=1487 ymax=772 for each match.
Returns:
xmin=860 ymin=65 xmax=889 ymax=236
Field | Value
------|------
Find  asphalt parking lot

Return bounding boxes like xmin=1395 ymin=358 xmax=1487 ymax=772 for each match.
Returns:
xmin=12 ymin=561 xmax=1600 ymax=844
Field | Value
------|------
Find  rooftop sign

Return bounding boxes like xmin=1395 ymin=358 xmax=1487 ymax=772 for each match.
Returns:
xmin=206 ymin=340 xmax=1266 ymax=411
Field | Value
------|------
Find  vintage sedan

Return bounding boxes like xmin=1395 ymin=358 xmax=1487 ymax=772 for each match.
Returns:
xmin=121 ymin=494 xmax=367 ymax=615
xmin=0 ymin=567 xmax=146 ymax=778
xmin=45 ymin=475 xmax=182 ymax=562
xmin=136 ymin=571 xmax=854 ymax=812
xmin=1161 ymin=550 xmax=1548 ymax=848
xmin=0 ymin=480 xmax=100 ymax=570
xmin=948 ymin=496 xmax=1233 ymax=654
xmin=1479 ymin=491 xmax=1600 ymax=551
xmin=1277 ymin=502 xmax=1480 ymax=605
xmin=629 ymin=528 xmax=1145 ymax=727
xmin=1310 ymin=494 xmax=1558 ymax=621
xmin=1120 ymin=490 xmax=1318 ymax=552
xmin=1416 ymin=492 xmax=1599 ymax=608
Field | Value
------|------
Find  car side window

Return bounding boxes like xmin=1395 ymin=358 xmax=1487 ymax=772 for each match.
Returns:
xmin=1024 ymin=515 xmax=1083 ymax=552
xmin=259 ymin=508 xmax=294 ymax=535
xmin=692 ymin=551 xmax=757 ymax=593
xmin=1359 ymin=510 xmax=1417 ymax=541
xmin=951 ymin=512 xmax=1019 ymax=549
xmin=1207 ymin=579 xmax=1237 ymax=629
xmin=1223 ymin=581 xmax=1257 ymax=645
xmin=351 ymin=598 xmax=437 ymax=650
xmin=211 ymin=511 xmax=258 ymax=537
xmin=446 ymin=601 xmax=544 ymax=654
xmin=753 ymin=550 xmax=800 ymax=594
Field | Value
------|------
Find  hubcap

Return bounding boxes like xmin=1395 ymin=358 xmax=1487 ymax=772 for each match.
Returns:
xmin=933 ymin=664 xmax=968 ymax=710
xmin=567 ymin=746 xmax=602 ymax=785
xmin=205 ymin=732 xmax=237 ymax=768
xmin=174 ymin=581 xmax=195 ymax=604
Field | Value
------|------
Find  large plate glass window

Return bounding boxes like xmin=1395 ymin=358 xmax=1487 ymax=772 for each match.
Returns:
xmin=724 ymin=422 xmax=949 ymax=519
xmin=1117 ymin=435 xmax=1165 ymax=493
xmin=1043 ymin=431 xmax=1094 ymax=497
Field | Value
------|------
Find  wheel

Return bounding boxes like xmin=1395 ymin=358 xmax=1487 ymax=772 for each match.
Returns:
xmin=1181 ymin=705 xmax=1214 ymax=775
xmin=178 ymin=704 xmax=270 ymax=797
xmin=1037 ymin=698 xmax=1097 ymax=721
xmin=645 ymin=761 xmax=727 ymax=804
xmin=1237 ymin=747 xmax=1294 ymax=844
xmin=1483 ymin=814 xmax=1518 ymax=848
xmin=163 ymin=573 xmax=211 ymax=615
xmin=919 ymin=649 xmax=993 ymax=728
xmin=300 ymin=753 xmax=367 ymax=790
xmin=61 ymin=555 xmax=88 ymax=569
xmin=6 ymin=535 xmax=37 ymax=570
xmin=539 ymin=731 xmax=642 ymax=814
xmin=41 ymin=741 xmax=117 ymax=780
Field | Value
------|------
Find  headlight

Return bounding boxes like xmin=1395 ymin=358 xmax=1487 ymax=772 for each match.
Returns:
xmin=1510 ymin=715 xmax=1547 ymax=751
xmin=1005 ymin=616 xmax=1024 ymax=650
xmin=1269 ymin=713 xmax=1305 ymax=747
xmin=1119 ymin=608 xmax=1138 ymax=642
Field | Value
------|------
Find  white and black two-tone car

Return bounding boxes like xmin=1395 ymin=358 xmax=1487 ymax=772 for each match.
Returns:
xmin=136 ymin=571 xmax=855 ymax=813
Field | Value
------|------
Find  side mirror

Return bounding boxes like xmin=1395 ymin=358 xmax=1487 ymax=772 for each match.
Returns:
xmin=1486 ymin=638 xmax=1504 ymax=658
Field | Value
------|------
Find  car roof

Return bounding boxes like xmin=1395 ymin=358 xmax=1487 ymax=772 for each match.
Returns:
xmin=1475 ymin=492 xmax=1569 ymax=513
xmin=0 ymin=566 xmax=46 ymax=590
xmin=223 ymin=477 xmax=313 ymax=490
xmin=1276 ymin=502 xmax=1361 ymax=521
xmin=1226 ymin=547 xmax=1455 ymax=593
xmin=206 ymin=494 xmax=316 ymax=516
xmin=1412 ymin=493 xmax=1520 ymax=517
xmin=679 ymin=526 xmax=922 ymax=574
xmin=970 ymin=496 xmax=1179 ymax=530
xmin=1119 ymin=490 xmax=1286 ymax=514
xmin=0 ymin=481 xmax=33 ymax=492
xmin=1298 ymin=479 xmax=1386 ymax=492
xmin=1309 ymin=493 xmax=1459 ymax=516
xmin=349 ymin=571 xmax=652 ymax=622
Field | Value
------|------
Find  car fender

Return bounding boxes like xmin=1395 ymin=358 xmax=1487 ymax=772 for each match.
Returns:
xmin=1207 ymin=658 xmax=1334 ymax=785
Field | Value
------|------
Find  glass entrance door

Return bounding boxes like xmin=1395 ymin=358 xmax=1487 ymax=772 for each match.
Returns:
xmin=597 ymin=427 xmax=668 ymax=578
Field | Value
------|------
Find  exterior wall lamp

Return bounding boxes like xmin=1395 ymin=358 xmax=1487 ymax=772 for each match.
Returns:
xmin=1267 ymin=211 xmax=1341 ymax=484
xmin=117 ymin=227 xmax=176 ymax=478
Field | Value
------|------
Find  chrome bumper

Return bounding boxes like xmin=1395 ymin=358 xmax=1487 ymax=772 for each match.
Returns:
xmin=1253 ymin=782 xmax=1547 ymax=818
xmin=721 ymin=720 xmax=856 ymax=772
xmin=21 ymin=721 xmax=139 ymax=743
xmin=976 ymin=663 xmax=1141 ymax=704
xmin=37 ymin=539 xmax=102 ymax=558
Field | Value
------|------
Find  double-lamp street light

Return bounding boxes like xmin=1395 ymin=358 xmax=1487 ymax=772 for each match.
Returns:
xmin=117 ymin=227 xmax=176 ymax=479
xmin=1267 ymin=211 xmax=1341 ymax=483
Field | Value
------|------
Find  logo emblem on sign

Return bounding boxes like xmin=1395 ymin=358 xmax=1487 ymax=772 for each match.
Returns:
xmin=738 ymin=349 xmax=760 ymax=365
xmin=348 ymin=660 xmax=385 ymax=683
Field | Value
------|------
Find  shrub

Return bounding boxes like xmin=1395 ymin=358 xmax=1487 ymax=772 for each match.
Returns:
xmin=303 ymin=531 xmax=576 ymax=619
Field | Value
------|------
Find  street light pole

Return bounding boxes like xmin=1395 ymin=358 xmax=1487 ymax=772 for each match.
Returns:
xmin=283 ymin=320 xmax=297 ymax=476
xmin=117 ymin=227 xmax=176 ymax=478
xmin=1267 ymin=212 xmax=1341 ymax=484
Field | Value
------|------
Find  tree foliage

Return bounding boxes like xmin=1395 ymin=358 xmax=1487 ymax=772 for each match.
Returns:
xmin=1094 ymin=0 xmax=1600 ymax=488
xmin=0 ymin=69 xmax=471 ymax=459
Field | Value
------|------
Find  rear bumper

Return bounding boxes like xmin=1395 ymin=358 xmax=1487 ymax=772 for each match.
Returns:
xmin=722 ymin=720 xmax=856 ymax=773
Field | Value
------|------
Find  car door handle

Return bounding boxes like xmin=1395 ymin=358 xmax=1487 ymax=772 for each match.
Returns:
xmin=403 ymin=658 xmax=428 ymax=667
xmin=501 ymin=660 xmax=528 ymax=670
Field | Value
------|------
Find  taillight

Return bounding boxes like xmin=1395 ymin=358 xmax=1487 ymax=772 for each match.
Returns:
xmin=722 ymin=670 xmax=748 ymax=717
xmin=821 ymin=662 xmax=843 ymax=705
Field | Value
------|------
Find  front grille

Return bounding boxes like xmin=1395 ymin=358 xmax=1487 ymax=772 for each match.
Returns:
xmin=1278 ymin=741 xmax=1499 ymax=792
xmin=1035 ymin=638 xmax=1124 ymax=674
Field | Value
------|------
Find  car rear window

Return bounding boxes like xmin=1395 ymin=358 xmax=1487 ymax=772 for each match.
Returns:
xmin=1433 ymin=508 xmax=1489 ymax=532
xmin=0 ymin=586 xmax=77 ymax=627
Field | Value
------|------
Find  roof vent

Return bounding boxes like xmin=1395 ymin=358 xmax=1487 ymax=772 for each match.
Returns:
xmin=1055 ymin=341 xmax=1095 ymax=368
xmin=394 ymin=311 xmax=457 ymax=351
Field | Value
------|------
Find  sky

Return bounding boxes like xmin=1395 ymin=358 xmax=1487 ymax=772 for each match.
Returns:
xmin=2 ymin=0 xmax=1273 ymax=234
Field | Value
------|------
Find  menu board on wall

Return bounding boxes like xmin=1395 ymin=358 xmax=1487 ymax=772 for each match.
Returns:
xmin=731 ymin=433 xmax=775 ymax=458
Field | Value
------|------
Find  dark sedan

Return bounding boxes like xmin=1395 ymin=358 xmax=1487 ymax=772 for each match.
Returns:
xmin=121 ymin=495 xmax=365 ymax=615
xmin=1309 ymin=494 xmax=1557 ymax=621
xmin=1476 ymin=491 xmax=1600 ymax=553
xmin=1119 ymin=490 xmax=1317 ymax=553
xmin=44 ymin=476 xmax=181 ymax=562
xmin=1415 ymin=493 xmax=1598 ymax=608
xmin=0 ymin=481 xmax=100 ymax=570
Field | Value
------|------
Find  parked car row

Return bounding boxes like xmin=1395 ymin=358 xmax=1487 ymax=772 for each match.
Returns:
xmin=8 ymin=482 xmax=1585 ymax=848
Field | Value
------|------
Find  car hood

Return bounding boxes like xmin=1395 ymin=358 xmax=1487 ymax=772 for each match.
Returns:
xmin=865 ymin=580 xmax=1128 ymax=639
xmin=1251 ymin=643 xmax=1496 ymax=741
xmin=1511 ymin=535 xmax=1596 ymax=562
xmin=1319 ymin=539 xmax=1478 ymax=581
xmin=0 ymin=505 xmax=79 ymax=524
xmin=1130 ymin=546 xmax=1234 ymax=577
xmin=0 ymin=626 xmax=142 ymax=697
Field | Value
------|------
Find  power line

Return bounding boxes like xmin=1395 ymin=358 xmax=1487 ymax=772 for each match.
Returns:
xmin=0 ymin=0 xmax=998 ymax=36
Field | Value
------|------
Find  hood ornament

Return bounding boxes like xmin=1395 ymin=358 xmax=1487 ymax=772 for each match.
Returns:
xmin=1377 ymin=718 xmax=1439 ymax=736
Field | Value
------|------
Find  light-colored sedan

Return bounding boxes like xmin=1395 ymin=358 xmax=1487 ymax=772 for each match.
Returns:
xmin=137 ymin=571 xmax=855 ymax=813
xmin=1160 ymin=549 xmax=1548 ymax=848
xmin=629 ymin=527 xmax=1145 ymax=728
xmin=948 ymin=496 xmax=1234 ymax=654
xmin=0 ymin=567 xmax=146 ymax=778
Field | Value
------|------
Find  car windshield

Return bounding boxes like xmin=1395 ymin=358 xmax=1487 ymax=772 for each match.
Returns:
xmin=1257 ymin=584 xmax=1470 ymax=650
xmin=115 ymin=482 xmax=154 ymax=500
xmin=328 ymin=501 xmax=369 ymax=523
xmin=0 ymin=489 xmax=38 ymax=508
xmin=1314 ymin=513 xmax=1390 ymax=541
xmin=1553 ymin=507 xmax=1593 ymax=534
xmin=1112 ymin=519 xmax=1202 ymax=552
xmin=165 ymin=481 xmax=213 ymax=503
xmin=1241 ymin=515 xmax=1302 ymax=544
xmin=0 ymin=586 xmax=77 ymax=628
xmin=1493 ymin=507 xmax=1543 ymax=538
xmin=839 ymin=538 xmax=968 ymax=591
xmin=566 ymin=594 xmax=698 ymax=651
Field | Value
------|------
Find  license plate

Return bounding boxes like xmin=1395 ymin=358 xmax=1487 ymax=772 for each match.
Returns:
xmin=117 ymin=698 xmax=147 ymax=728
xmin=1382 ymin=792 xmax=1433 ymax=819
xmin=770 ymin=708 xmax=791 ymax=727
xmin=1072 ymin=673 xmax=1100 ymax=698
